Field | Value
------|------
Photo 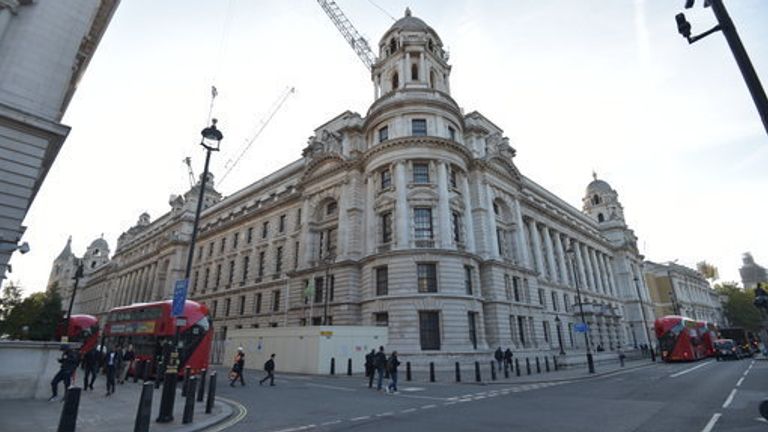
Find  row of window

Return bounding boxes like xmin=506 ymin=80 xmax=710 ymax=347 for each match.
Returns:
xmin=376 ymin=119 xmax=457 ymax=144
xmin=197 ymin=210 xmax=301 ymax=262
xmin=373 ymin=264 xmax=476 ymax=296
xmin=209 ymin=289 xmax=281 ymax=319
xmin=193 ymin=242 xmax=300 ymax=292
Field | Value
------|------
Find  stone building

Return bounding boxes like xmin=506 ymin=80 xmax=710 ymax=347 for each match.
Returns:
xmin=0 ymin=0 xmax=119 ymax=284
xmin=644 ymin=261 xmax=725 ymax=325
xmin=53 ymin=10 xmax=655 ymax=363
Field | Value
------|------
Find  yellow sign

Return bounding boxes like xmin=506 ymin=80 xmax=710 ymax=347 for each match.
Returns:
xmin=320 ymin=331 xmax=333 ymax=337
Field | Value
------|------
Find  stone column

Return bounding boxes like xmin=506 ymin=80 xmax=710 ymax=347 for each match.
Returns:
xmin=485 ymin=183 xmax=499 ymax=259
xmin=590 ymin=248 xmax=605 ymax=294
xmin=301 ymin=198 xmax=313 ymax=268
xmin=554 ymin=233 xmax=569 ymax=283
xmin=528 ymin=219 xmax=545 ymax=276
xmin=437 ymin=161 xmax=453 ymax=249
xmin=365 ymin=174 xmax=376 ymax=255
xmin=542 ymin=226 xmax=557 ymax=283
xmin=419 ymin=52 xmax=426 ymax=83
xmin=336 ymin=179 xmax=350 ymax=259
xmin=600 ymin=254 xmax=613 ymax=296
xmin=513 ymin=198 xmax=531 ymax=268
xmin=460 ymin=172 xmax=476 ymax=253
xmin=580 ymin=245 xmax=595 ymax=292
xmin=394 ymin=161 xmax=409 ymax=249
xmin=574 ymin=242 xmax=588 ymax=292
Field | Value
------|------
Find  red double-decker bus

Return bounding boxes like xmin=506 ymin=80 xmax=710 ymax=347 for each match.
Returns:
xmin=56 ymin=314 xmax=99 ymax=354
xmin=655 ymin=315 xmax=717 ymax=362
xmin=103 ymin=300 xmax=213 ymax=375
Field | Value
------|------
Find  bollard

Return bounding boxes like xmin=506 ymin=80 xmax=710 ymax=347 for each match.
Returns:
xmin=650 ymin=348 xmax=657 ymax=362
xmin=429 ymin=362 xmax=435 ymax=382
xmin=760 ymin=400 xmax=768 ymax=421
xmin=57 ymin=387 xmax=82 ymax=432
xmin=197 ymin=369 xmax=207 ymax=402
xmin=330 ymin=358 xmax=335 ymax=375
xmin=182 ymin=365 xmax=191 ymax=397
xmin=183 ymin=377 xmax=197 ymax=424
xmin=134 ymin=382 xmax=153 ymax=432
xmin=504 ymin=363 xmax=509 ymax=379
xmin=347 ymin=358 xmax=352 ymax=376
xmin=490 ymin=361 xmax=497 ymax=381
xmin=133 ymin=361 xmax=140 ymax=383
xmin=154 ymin=359 xmax=161 ymax=389
xmin=205 ymin=372 xmax=217 ymax=414
xmin=455 ymin=362 xmax=461 ymax=382
xmin=142 ymin=360 xmax=150 ymax=382
xmin=553 ymin=356 xmax=559 ymax=371
xmin=526 ymin=358 xmax=531 ymax=375
xmin=619 ymin=355 xmax=625 ymax=368
xmin=545 ymin=357 xmax=550 ymax=372
xmin=536 ymin=357 xmax=541 ymax=373
xmin=406 ymin=362 xmax=412 ymax=381
xmin=474 ymin=361 xmax=481 ymax=382
xmin=515 ymin=358 xmax=521 ymax=377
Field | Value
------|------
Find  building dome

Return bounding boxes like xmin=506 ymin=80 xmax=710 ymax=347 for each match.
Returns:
xmin=380 ymin=8 xmax=442 ymax=44
xmin=88 ymin=237 xmax=108 ymax=252
xmin=586 ymin=172 xmax=613 ymax=195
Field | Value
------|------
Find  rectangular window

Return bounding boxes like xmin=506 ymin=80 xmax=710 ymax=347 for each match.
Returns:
xmin=279 ymin=214 xmax=286 ymax=233
xmin=197 ymin=246 xmax=203 ymax=261
xmin=233 ymin=232 xmax=239 ymax=249
xmin=412 ymin=163 xmax=430 ymax=184
xmin=215 ymin=264 xmax=221 ymax=289
xmin=212 ymin=300 xmax=218 ymax=319
xmin=497 ymin=228 xmax=504 ymax=256
xmin=204 ymin=268 xmax=210 ymax=290
xmin=380 ymin=169 xmax=391 ymax=189
xmin=294 ymin=241 xmax=300 ymax=269
xmin=417 ymin=263 xmax=437 ymax=293
xmin=412 ymin=119 xmax=427 ymax=136
xmin=242 ymin=256 xmax=249 ymax=282
xmin=296 ymin=208 xmax=302 ymax=226
xmin=228 ymin=260 xmax=235 ymax=286
xmin=258 ymin=251 xmax=265 ymax=278
xmin=538 ymin=288 xmax=545 ymax=306
xmin=193 ymin=271 xmax=199 ymax=292
xmin=504 ymin=274 xmax=512 ymax=300
xmin=255 ymin=293 xmax=262 ymax=314
xmin=262 ymin=221 xmax=269 ymax=239
xmin=220 ymin=237 xmax=226 ymax=253
xmin=208 ymin=242 xmax=214 ymax=257
xmin=238 ymin=295 xmax=245 ymax=315
xmin=468 ymin=311 xmax=478 ymax=349
xmin=375 ymin=266 xmax=388 ymax=296
xmin=517 ymin=316 xmax=526 ymax=346
xmin=419 ymin=311 xmax=441 ymax=350
xmin=272 ymin=290 xmax=280 ymax=312
xmin=378 ymin=126 xmax=389 ymax=143
xmin=513 ymin=276 xmax=521 ymax=302
xmin=247 ymin=227 xmax=253 ymax=244
xmin=374 ymin=312 xmax=389 ymax=327
xmin=326 ymin=202 xmax=337 ymax=215
xmin=449 ymin=167 xmax=458 ymax=188
xmin=464 ymin=266 xmax=473 ymax=295
xmin=329 ymin=275 xmax=335 ymax=301
xmin=551 ymin=291 xmax=559 ymax=311
xmin=414 ymin=207 xmax=433 ymax=240
xmin=314 ymin=277 xmax=324 ymax=303
xmin=381 ymin=212 xmax=393 ymax=243
xmin=452 ymin=212 xmax=461 ymax=243
xmin=448 ymin=126 xmax=456 ymax=141
xmin=275 ymin=246 xmax=283 ymax=274
xmin=543 ymin=321 xmax=550 ymax=343
xmin=225 ymin=298 xmax=231 ymax=317
xmin=563 ymin=294 xmax=570 ymax=312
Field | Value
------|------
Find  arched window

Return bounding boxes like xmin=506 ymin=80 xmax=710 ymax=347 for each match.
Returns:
xmin=428 ymin=39 xmax=434 ymax=52
xmin=597 ymin=213 xmax=605 ymax=223
xmin=391 ymin=72 xmax=399 ymax=90
xmin=411 ymin=64 xmax=418 ymax=81
xmin=389 ymin=38 xmax=397 ymax=55
xmin=592 ymin=194 xmax=600 ymax=205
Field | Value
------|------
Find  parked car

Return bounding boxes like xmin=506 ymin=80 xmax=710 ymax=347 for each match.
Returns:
xmin=714 ymin=339 xmax=743 ymax=361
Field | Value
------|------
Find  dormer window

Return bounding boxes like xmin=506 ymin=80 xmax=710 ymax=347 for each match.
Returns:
xmin=326 ymin=201 xmax=337 ymax=216
xmin=597 ymin=213 xmax=605 ymax=223
xmin=592 ymin=194 xmax=600 ymax=205
xmin=378 ymin=126 xmax=388 ymax=143
xmin=389 ymin=37 xmax=397 ymax=54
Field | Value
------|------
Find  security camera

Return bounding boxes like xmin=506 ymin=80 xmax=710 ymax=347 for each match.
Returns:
xmin=675 ymin=13 xmax=692 ymax=39
xmin=18 ymin=242 xmax=30 ymax=254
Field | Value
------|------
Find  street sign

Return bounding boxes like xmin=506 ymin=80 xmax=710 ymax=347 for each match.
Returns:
xmin=172 ymin=279 xmax=188 ymax=317
xmin=574 ymin=322 xmax=589 ymax=333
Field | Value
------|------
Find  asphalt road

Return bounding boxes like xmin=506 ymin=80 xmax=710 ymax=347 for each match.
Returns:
xmin=215 ymin=358 xmax=768 ymax=432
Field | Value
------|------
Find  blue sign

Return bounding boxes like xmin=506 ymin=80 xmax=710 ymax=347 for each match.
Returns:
xmin=172 ymin=279 xmax=189 ymax=317
xmin=574 ymin=322 xmax=589 ymax=333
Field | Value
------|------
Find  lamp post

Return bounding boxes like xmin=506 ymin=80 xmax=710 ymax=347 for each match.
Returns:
xmin=157 ymin=119 xmax=222 ymax=424
xmin=62 ymin=259 xmax=84 ymax=343
xmin=566 ymin=241 xmax=595 ymax=374
xmin=554 ymin=315 xmax=565 ymax=355
xmin=633 ymin=276 xmax=656 ymax=362
xmin=321 ymin=252 xmax=335 ymax=325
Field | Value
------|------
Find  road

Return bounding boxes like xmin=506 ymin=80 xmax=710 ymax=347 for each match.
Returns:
xmin=214 ymin=358 xmax=768 ymax=432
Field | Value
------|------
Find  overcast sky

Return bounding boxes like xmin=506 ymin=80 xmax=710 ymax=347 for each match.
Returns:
xmin=9 ymin=0 xmax=768 ymax=294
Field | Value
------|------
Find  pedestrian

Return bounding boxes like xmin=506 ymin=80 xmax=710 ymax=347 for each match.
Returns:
xmin=365 ymin=349 xmax=375 ymax=388
xmin=618 ymin=348 xmax=626 ymax=367
xmin=49 ymin=344 xmax=79 ymax=401
xmin=503 ymin=347 xmax=513 ymax=371
xmin=259 ymin=353 xmax=276 ymax=386
xmin=386 ymin=351 xmax=400 ymax=394
xmin=115 ymin=345 xmax=127 ymax=384
xmin=121 ymin=344 xmax=135 ymax=384
xmin=82 ymin=346 xmax=101 ymax=391
xmin=230 ymin=347 xmax=246 ymax=387
xmin=494 ymin=346 xmax=503 ymax=371
xmin=104 ymin=346 xmax=121 ymax=396
xmin=374 ymin=346 xmax=387 ymax=391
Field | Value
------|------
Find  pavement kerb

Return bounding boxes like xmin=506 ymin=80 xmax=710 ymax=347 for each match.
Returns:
xmin=193 ymin=396 xmax=247 ymax=432
xmin=475 ymin=361 xmax=658 ymax=386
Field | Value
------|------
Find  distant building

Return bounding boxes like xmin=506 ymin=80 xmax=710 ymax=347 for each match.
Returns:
xmin=644 ymin=261 xmax=725 ymax=325
xmin=739 ymin=252 xmax=767 ymax=290
xmin=47 ymin=235 xmax=111 ymax=312
xmin=0 ymin=0 xmax=120 ymax=284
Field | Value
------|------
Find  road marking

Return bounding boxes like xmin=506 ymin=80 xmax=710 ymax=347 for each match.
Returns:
xmin=350 ymin=416 xmax=370 ymax=421
xmin=375 ymin=412 xmax=394 ymax=417
xmin=420 ymin=404 xmax=437 ymax=410
xmin=401 ymin=408 xmax=418 ymax=414
xmin=669 ymin=361 xmax=714 ymax=378
xmin=206 ymin=396 xmax=248 ymax=432
xmin=400 ymin=387 xmax=425 ymax=392
xmin=722 ymin=389 xmax=737 ymax=408
xmin=701 ymin=413 xmax=721 ymax=432
xmin=320 ymin=420 xmax=342 ymax=426
xmin=737 ymin=377 xmax=745 ymax=387
xmin=391 ymin=393 xmax=451 ymax=401
xmin=305 ymin=383 xmax=356 ymax=392
xmin=743 ymin=370 xmax=750 ymax=377
xmin=272 ymin=426 xmax=316 ymax=432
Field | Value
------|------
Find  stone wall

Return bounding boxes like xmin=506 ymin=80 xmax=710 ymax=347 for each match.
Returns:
xmin=0 ymin=340 xmax=78 ymax=400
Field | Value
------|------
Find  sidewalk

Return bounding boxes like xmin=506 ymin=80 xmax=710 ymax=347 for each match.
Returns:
xmin=0 ymin=378 xmax=234 ymax=432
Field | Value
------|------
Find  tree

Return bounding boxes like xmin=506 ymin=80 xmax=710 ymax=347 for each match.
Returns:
xmin=697 ymin=261 xmax=719 ymax=282
xmin=715 ymin=282 xmax=763 ymax=332
xmin=0 ymin=290 xmax=62 ymax=340
xmin=0 ymin=281 xmax=23 ymax=320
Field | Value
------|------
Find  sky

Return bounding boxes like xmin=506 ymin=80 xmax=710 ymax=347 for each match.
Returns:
xmin=7 ymin=0 xmax=768 ymax=294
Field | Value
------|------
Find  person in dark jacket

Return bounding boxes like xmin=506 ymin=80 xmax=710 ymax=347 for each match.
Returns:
xmin=120 ymin=344 xmax=135 ymax=384
xmin=365 ymin=349 xmax=375 ymax=388
xmin=230 ymin=347 xmax=246 ymax=387
xmin=259 ymin=353 xmax=276 ymax=386
xmin=503 ymin=348 xmax=513 ymax=371
xmin=49 ymin=344 xmax=79 ymax=401
xmin=104 ymin=346 xmax=121 ymax=396
xmin=386 ymin=351 xmax=401 ymax=394
xmin=374 ymin=346 xmax=387 ymax=391
xmin=494 ymin=346 xmax=504 ymax=371
xmin=82 ymin=346 xmax=101 ymax=391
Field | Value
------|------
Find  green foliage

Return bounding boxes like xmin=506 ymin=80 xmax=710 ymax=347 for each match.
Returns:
xmin=0 ymin=282 xmax=23 ymax=320
xmin=715 ymin=282 xmax=764 ymax=332
xmin=0 ymin=290 xmax=62 ymax=340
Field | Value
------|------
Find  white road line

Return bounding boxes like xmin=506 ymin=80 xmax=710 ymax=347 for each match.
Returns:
xmin=722 ymin=389 xmax=737 ymax=409
xmin=391 ymin=393 xmax=451 ymax=401
xmin=737 ymin=377 xmax=745 ymax=387
xmin=320 ymin=420 xmax=342 ymax=426
xmin=375 ymin=412 xmax=394 ymax=417
xmin=420 ymin=404 xmax=437 ymax=410
xmin=669 ymin=361 xmax=714 ymax=378
xmin=305 ymin=383 xmax=356 ymax=392
xmin=743 ymin=370 xmax=750 ymax=377
xmin=350 ymin=416 xmax=370 ymax=421
xmin=401 ymin=408 xmax=418 ymax=413
xmin=701 ymin=413 xmax=721 ymax=432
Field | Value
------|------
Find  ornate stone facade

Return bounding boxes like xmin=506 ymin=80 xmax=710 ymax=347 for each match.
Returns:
xmin=645 ymin=261 xmax=725 ymax=326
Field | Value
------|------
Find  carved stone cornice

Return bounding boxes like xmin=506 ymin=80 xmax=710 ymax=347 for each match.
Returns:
xmin=359 ymin=136 xmax=473 ymax=169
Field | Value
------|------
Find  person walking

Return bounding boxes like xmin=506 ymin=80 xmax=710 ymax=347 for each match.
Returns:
xmin=504 ymin=347 xmax=513 ymax=372
xmin=104 ymin=346 xmax=121 ymax=396
xmin=49 ymin=344 xmax=79 ymax=401
xmin=230 ymin=347 xmax=246 ymax=387
xmin=365 ymin=349 xmax=376 ymax=388
xmin=374 ymin=346 xmax=387 ymax=391
xmin=82 ymin=346 xmax=101 ymax=391
xmin=386 ymin=351 xmax=401 ymax=394
xmin=121 ymin=344 xmax=135 ymax=384
xmin=259 ymin=353 xmax=276 ymax=386
xmin=494 ymin=346 xmax=504 ymax=371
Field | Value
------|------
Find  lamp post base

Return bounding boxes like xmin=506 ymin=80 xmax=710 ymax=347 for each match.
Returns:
xmin=586 ymin=352 xmax=595 ymax=374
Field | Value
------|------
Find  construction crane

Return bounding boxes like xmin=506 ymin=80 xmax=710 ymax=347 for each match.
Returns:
xmin=183 ymin=156 xmax=196 ymax=188
xmin=218 ymin=86 xmax=296 ymax=186
xmin=317 ymin=0 xmax=377 ymax=71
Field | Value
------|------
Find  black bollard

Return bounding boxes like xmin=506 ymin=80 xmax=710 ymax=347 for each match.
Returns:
xmin=619 ymin=354 xmax=625 ymax=367
xmin=347 ymin=358 xmax=352 ymax=376
xmin=133 ymin=361 xmax=140 ymax=383
xmin=429 ymin=362 xmax=435 ymax=382
xmin=760 ymin=400 xmax=768 ymax=421
xmin=134 ymin=382 xmax=153 ymax=432
xmin=474 ymin=361 xmax=481 ymax=382
xmin=197 ymin=369 xmax=207 ymax=402
xmin=330 ymin=358 xmax=335 ymax=375
xmin=490 ymin=361 xmax=497 ymax=381
xmin=504 ymin=363 xmax=509 ymax=379
xmin=183 ymin=377 xmax=197 ymax=424
xmin=515 ymin=358 xmax=521 ymax=377
xmin=57 ymin=387 xmax=82 ymax=432
xmin=536 ymin=357 xmax=541 ymax=373
xmin=154 ymin=361 xmax=161 ymax=389
xmin=182 ymin=365 xmax=191 ymax=397
xmin=650 ymin=348 xmax=657 ymax=362
xmin=553 ymin=356 xmax=558 ymax=371
xmin=526 ymin=358 xmax=531 ymax=375
xmin=142 ymin=360 xmax=150 ymax=382
xmin=205 ymin=372 xmax=217 ymax=414
xmin=406 ymin=362 xmax=412 ymax=381
xmin=545 ymin=357 xmax=550 ymax=372
xmin=455 ymin=362 xmax=461 ymax=382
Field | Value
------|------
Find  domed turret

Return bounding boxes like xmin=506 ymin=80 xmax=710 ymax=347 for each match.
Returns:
xmin=84 ymin=235 xmax=110 ymax=271
xmin=582 ymin=172 xmax=625 ymax=225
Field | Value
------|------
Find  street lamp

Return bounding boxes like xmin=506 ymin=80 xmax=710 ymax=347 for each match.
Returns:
xmin=62 ymin=259 xmax=84 ymax=343
xmin=554 ymin=315 xmax=565 ymax=356
xmin=565 ymin=240 xmax=595 ymax=374
xmin=157 ymin=119 xmax=223 ymax=424
xmin=321 ymin=252 xmax=335 ymax=326
xmin=633 ymin=276 xmax=656 ymax=362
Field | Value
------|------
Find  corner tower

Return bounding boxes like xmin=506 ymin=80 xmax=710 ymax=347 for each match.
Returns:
xmin=582 ymin=173 xmax=625 ymax=225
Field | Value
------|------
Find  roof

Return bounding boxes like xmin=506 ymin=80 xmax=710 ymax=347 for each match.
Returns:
xmin=380 ymin=8 xmax=442 ymax=45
